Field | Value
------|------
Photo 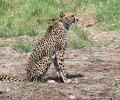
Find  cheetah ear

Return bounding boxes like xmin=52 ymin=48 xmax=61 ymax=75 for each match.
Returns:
xmin=48 ymin=18 xmax=55 ymax=24
xmin=51 ymin=18 xmax=56 ymax=22
xmin=47 ymin=24 xmax=53 ymax=32
xmin=60 ymin=12 xmax=64 ymax=18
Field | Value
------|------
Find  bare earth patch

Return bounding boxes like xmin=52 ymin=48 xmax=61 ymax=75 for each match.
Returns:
xmin=0 ymin=29 xmax=120 ymax=100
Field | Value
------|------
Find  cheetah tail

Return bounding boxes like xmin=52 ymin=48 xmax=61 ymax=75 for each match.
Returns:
xmin=0 ymin=75 xmax=25 ymax=82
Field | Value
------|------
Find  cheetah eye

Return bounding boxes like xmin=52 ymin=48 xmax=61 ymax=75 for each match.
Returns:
xmin=51 ymin=19 xmax=55 ymax=21
xmin=71 ymin=15 xmax=74 ymax=17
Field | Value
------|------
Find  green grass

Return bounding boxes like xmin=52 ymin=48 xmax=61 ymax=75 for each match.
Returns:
xmin=110 ymin=39 xmax=120 ymax=45
xmin=0 ymin=40 xmax=6 ymax=47
xmin=91 ymin=0 xmax=120 ymax=31
xmin=68 ymin=25 xmax=92 ymax=49
xmin=0 ymin=43 xmax=5 ymax=47
xmin=0 ymin=0 xmax=120 ymax=37
xmin=13 ymin=41 xmax=33 ymax=53
xmin=0 ymin=53 xmax=6 ymax=59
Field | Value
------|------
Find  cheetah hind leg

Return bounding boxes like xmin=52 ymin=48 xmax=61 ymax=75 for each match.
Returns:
xmin=29 ymin=56 xmax=52 ymax=83
xmin=39 ymin=57 xmax=52 ymax=82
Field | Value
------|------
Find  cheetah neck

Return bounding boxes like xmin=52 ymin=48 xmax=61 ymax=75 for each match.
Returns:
xmin=64 ymin=23 xmax=70 ymax=30
xmin=45 ymin=21 xmax=68 ymax=37
xmin=60 ymin=21 xmax=70 ymax=30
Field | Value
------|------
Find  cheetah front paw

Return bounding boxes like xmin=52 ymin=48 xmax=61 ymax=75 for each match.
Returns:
xmin=57 ymin=72 xmax=71 ymax=83
xmin=61 ymin=76 xmax=72 ymax=83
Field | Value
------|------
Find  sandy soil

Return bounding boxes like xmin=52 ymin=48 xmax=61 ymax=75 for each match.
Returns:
xmin=0 ymin=26 xmax=120 ymax=100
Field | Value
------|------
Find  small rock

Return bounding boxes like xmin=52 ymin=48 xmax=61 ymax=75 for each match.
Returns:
xmin=47 ymin=80 xmax=56 ymax=84
xmin=66 ymin=79 xmax=72 ymax=83
xmin=69 ymin=95 xmax=76 ymax=99
xmin=82 ymin=57 xmax=88 ymax=60
xmin=6 ymin=88 xmax=10 ymax=92
xmin=74 ymin=78 xmax=79 ymax=84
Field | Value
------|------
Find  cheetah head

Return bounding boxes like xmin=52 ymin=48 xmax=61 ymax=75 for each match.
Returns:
xmin=59 ymin=12 xmax=79 ymax=29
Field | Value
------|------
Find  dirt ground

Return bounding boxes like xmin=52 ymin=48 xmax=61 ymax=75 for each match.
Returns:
xmin=0 ymin=26 xmax=120 ymax=100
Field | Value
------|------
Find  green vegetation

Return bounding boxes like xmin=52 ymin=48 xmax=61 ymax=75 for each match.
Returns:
xmin=0 ymin=40 xmax=5 ymax=47
xmin=0 ymin=43 xmax=5 ymax=47
xmin=13 ymin=41 xmax=33 ymax=53
xmin=68 ymin=25 xmax=92 ymax=49
xmin=0 ymin=53 xmax=6 ymax=59
xmin=0 ymin=0 xmax=120 ymax=50
xmin=0 ymin=0 xmax=120 ymax=37
xmin=91 ymin=0 xmax=120 ymax=31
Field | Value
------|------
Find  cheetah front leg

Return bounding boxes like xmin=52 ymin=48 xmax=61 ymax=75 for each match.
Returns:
xmin=53 ymin=50 xmax=67 ymax=83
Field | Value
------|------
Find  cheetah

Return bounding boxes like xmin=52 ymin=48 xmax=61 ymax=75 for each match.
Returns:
xmin=26 ymin=12 xmax=79 ymax=83
xmin=0 ymin=12 xmax=79 ymax=83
